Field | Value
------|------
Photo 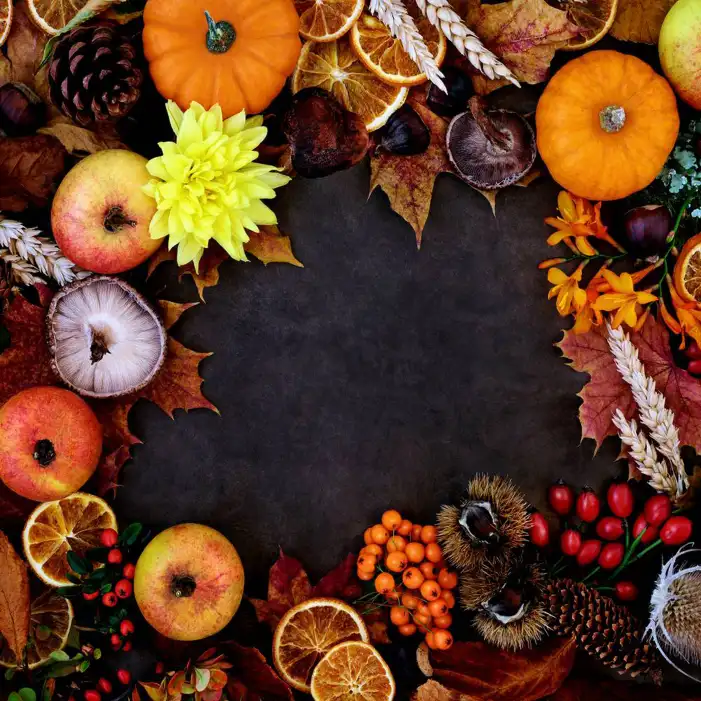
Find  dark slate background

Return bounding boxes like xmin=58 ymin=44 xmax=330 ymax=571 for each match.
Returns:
xmin=116 ymin=160 xmax=624 ymax=593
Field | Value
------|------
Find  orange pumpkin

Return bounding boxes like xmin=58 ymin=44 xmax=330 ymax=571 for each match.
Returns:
xmin=536 ymin=51 xmax=679 ymax=201
xmin=143 ymin=0 xmax=302 ymax=117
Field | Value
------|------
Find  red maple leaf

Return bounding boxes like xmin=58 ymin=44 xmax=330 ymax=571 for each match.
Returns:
xmin=558 ymin=316 xmax=701 ymax=453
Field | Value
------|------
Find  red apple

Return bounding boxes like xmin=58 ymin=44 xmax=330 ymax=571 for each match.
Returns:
xmin=134 ymin=524 xmax=244 ymax=641
xmin=51 ymin=150 xmax=160 ymax=274
xmin=0 ymin=387 xmax=103 ymax=501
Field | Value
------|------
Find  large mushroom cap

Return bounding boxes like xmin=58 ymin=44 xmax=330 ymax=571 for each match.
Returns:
xmin=47 ymin=276 xmax=167 ymax=399
xmin=447 ymin=96 xmax=536 ymax=190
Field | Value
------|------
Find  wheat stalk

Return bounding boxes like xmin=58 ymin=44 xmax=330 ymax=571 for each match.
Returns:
xmin=369 ymin=0 xmax=446 ymax=91
xmin=607 ymin=323 xmax=689 ymax=498
xmin=415 ymin=0 xmax=518 ymax=85
xmin=0 ymin=218 xmax=89 ymax=286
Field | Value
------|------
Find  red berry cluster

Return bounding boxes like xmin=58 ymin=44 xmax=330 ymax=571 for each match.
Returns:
xmin=358 ymin=510 xmax=457 ymax=651
xmin=81 ymin=669 xmax=131 ymax=701
xmin=682 ymin=340 xmax=701 ymax=375
xmin=530 ymin=481 xmax=693 ymax=600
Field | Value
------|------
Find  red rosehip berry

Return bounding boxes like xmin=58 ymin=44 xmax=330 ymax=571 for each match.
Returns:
xmin=122 ymin=641 xmax=133 ymax=652
xmin=122 ymin=563 xmax=136 ymax=580
xmin=107 ymin=549 xmax=123 ymax=565
xmin=576 ymin=539 xmax=602 ymax=566
xmin=84 ymin=691 xmax=101 ymax=701
xmin=110 ymin=633 xmax=122 ymax=648
xmin=548 ymin=480 xmax=574 ymax=516
xmin=82 ymin=590 xmax=99 ymax=601
xmin=644 ymin=495 xmax=672 ymax=527
xmin=560 ymin=529 xmax=582 ymax=556
xmin=115 ymin=579 xmax=133 ymax=599
xmin=607 ymin=482 xmax=634 ymax=518
xmin=68 ymin=697 xmax=77 ymax=701
xmin=575 ymin=487 xmax=600 ymax=523
xmin=660 ymin=516 xmax=693 ymax=546
xmin=632 ymin=514 xmax=659 ymax=544
xmin=615 ymin=581 xmax=639 ymax=602
xmin=120 ymin=619 xmax=135 ymax=637
xmin=97 ymin=679 xmax=112 ymax=694
xmin=529 ymin=512 xmax=550 ymax=547
xmin=598 ymin=543 xmax=625 ymax=569
xmin=102 ymin=592 xmax=118 ymax=608
xmin=117 ymin=669 xmax=132 ymax=685
xmin=155 ymin=662 xmax=165 ymax=675
xmin=100 ymin=529 xmax=119 ymax=548
xmin=596 ymin=516 xmax=624 ymax=541
xmin=686 ymin=340 xmax=701 ymax=359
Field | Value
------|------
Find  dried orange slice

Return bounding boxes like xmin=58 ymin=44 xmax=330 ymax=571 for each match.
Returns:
xmin=0 ymin=0 xmax=12 ymax=49
xmin=350 ymin=4 xmax=447 ymax=86
xmin=23 ymin=493 xmax=117 ymax=588
xmin=273 ymin=598 xmax=369 ymax=693
xmin=292 ymin=38 xmax=408 ymax=131
xmin=295 ymin=0 xmax=365 ymax=42
xmin=311 ymin=641 xmax=396 ymax=701
xmin=27 ymin=0 xmax=89 ymax=35
xmin=561 ymin=0 xmax=618 ymax=50
xmin=674 ymin=233 xmax=701 ymax=303
xmin=0 ymin=591 xmax=74 ymax=669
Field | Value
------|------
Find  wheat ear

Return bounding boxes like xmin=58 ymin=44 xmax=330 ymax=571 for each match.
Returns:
xmin=607 ymin=323 xmax=689 ymax=497
xmin=0 ymin=218 xmax=89 ymax=286
xmin=415 ymin=0 xmax=518 ymax=85
xmin=369 ymin=0 xmax=446 ymax=91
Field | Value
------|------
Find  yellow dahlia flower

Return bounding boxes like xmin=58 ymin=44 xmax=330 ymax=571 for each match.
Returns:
xmin=143 ymin=101 xmax=290 ymax=270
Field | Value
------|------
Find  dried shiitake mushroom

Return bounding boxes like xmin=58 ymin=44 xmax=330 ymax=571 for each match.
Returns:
xmin=447 ymin=96 xmax=536 ymax=190
xmin=47 ymin=276 xmax=166 ymax=399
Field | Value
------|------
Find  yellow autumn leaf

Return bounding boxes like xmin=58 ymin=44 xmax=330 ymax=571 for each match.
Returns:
xmin=610 ymin=0 xmax=678 ymax=43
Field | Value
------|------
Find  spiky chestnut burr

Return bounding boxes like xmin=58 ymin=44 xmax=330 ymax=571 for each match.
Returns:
xmin=437 ymin=474 xmax=530 ymax=574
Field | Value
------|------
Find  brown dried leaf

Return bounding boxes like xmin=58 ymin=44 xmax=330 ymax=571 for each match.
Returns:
xmin=0 ymin=1 xmax=47 ymax=88
xmin=413 ymin=680 xmax=461 ymax=701
xmin=370 ymin=89 xmax=452 ymax=247
xmin=244 ymin=226 xmax=304 ymax=267
xmin=550 ymin=676 xmax=699 ymax=700
xmin=222 ymin=642 xmax=294 ymax=701
xmin=610 ymin=0 xmax=678 ymax=43
xmin=0 ymin=134 xmax=66 ymax=211
xmin=38 ymin=119 xmax=127 ymax=156
xmin=471 ymin=0 xmax=579 ymax=85
xmin=429 ymin=635 xmax=576 ymax=701
xmin=0 ymin=530 xmax=30 ymax=662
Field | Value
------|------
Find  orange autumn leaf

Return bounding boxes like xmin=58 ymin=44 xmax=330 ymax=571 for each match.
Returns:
xmin=0 ymin=530 xmax=30 ymax=662
xmin=610 ymin=0 xmax=677 ymax=43
xmin=245 ymin=226 xmax=304 ymax=268
xmin=470 ymin=0 xmax=579 ymax=86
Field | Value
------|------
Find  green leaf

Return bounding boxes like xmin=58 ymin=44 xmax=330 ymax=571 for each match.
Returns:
xmin=78 ymin=660 xmax=90 ymax=673
xmin=47 ymin=663 xmax=78 ymax=679
xmin=194 ymin=668 xmax=210 ymax=693
xmin=9 ymin=692 xmax=21 ymax=701
xmin=66 ymin=573 xmax=82 ymax=585
xmin=49 ymin=650 xmax=70 ymax=662
xmin=120 ymin=523 xmax=143 ymax=546
xmin=100 ymin=582 xmax=113 ymax=594
xmin=67 ymin=551 xmax=90 ymax=575
xmin=66 ymin=625 xmax=80 ymax=650
xmin=55 ymin=586 xmax=77 ymax=597
xmin=5 ymin=668 xmax=16 ymax=680
xmin=88 ymin=568 xmax=108 ymax=582
xmin=19 ymin=689 xmax=37 ymax=701
xmin=93 ymin=648 xmax=102 ymax=660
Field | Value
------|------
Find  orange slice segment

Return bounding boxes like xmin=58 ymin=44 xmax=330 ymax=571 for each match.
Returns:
xmin=292 ymin=38 xmax=408 ymax=132
xmin=674 ymin=233 xmax=701 ymax=304
xmin=27 ymin=0 xmax=89 ymax=34
xmin=0 ymin=591 xmax=74 ymax=669
xmin=311 ymin=641 xmax=396 ymax=701
xmin=23 ymin=493 xmax=118 ymax=588
xmin=0 ymin=0 xmax=12 ymax=48
xmin=350 ymin=3 xmax=447 ymax=86
xmin=295 ymin=0 xmax=365 ymax=42
xmin=561 ymin=0 xmax=618 ymax=50
xmin=273 ymin=598 xmax=369 ymax=693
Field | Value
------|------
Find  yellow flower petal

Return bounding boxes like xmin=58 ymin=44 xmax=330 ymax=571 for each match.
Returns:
xmin=548 ymin=268 xmax=568 ymax=285
xmin=557 ymin=191 xmax=577 ymax=222
xmin=166 ymin=101 xmax=184 ymax=135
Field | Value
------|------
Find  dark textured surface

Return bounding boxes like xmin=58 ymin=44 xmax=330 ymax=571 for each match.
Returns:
xmin=115 ymin=162 xmax=623 ymax=593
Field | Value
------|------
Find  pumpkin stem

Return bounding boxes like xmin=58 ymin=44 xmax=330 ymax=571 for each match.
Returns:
xmin=599 ymin=105 xmax=626 ymax=134
xmin=205 ymin=11 xmax=236 ymax=54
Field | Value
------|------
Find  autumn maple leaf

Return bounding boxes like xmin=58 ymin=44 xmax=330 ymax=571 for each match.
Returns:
xmin=610 ymin=0 xmax=677 ymax=44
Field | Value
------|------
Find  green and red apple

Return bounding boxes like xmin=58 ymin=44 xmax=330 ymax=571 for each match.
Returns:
xmin=0 ymin=387 xmax=103 ymax=501
xmin=134 ymin=524 xmax=245 ymax=641
xmin=660 ymin=0 xmax=701 ymax=109
xmin=51 ymin=150 xmax=161 ymax=274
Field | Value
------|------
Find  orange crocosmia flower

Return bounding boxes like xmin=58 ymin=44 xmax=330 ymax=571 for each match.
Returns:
xmin=593 ymin=270 xmax=657 ymax=329
xmin=571 ymin=270 xmax=608 ymax=334
xmin=545 ymin=191 xmax=622 ymax=256
xmin=666 ymin=280 xmax=701 ymax=349
xmin=548 ymin=265 xmax=587 ymax=317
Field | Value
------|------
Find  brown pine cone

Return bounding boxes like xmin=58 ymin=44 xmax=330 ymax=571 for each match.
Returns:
xmin=543 ymin=578 xmax=661 ymax=682
xmin=48 ymin=24 xmax=143 ymax=127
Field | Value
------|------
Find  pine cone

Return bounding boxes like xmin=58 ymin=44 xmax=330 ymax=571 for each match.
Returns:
xmin=48 ymin=24 xmax=143 ymax=127
xmin=543 ymin=578 xmax=661 ymax=682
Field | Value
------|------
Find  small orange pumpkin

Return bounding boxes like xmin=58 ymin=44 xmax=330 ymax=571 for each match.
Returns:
xmin=143 ymin=0 xmax=302 ymax=117
xmin=536 ymin=50 xmax=679 ymax=201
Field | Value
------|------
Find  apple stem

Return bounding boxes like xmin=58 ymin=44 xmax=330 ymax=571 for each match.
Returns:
xmin=104 ymin=206 xmax=136 ymax=234
xmin=33 ymin=439 xmax=56 ymax=467
xmin=171 ymin=574 xmax=197 ymax=598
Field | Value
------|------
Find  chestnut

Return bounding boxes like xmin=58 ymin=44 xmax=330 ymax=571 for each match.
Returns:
xmin=427 ymin=66 xmax=473 ymax=117
xmin=0 ymin=83 xmax=46 ymax=137
xmin=623 ymin=205 xmax=672 ymax=258
xmin=377 ymin=105 xmax=430 ymax=156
